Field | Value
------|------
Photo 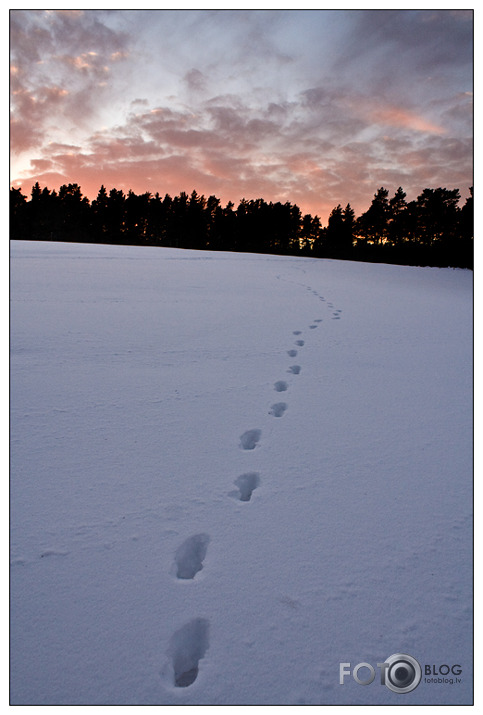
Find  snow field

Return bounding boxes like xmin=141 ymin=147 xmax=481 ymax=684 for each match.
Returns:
xmin=10 ymin=241 xmax=472 ymax=705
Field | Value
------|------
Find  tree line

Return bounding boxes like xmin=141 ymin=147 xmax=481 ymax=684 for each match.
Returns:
xmin=10 ymin=182 xmax=473 ymax=268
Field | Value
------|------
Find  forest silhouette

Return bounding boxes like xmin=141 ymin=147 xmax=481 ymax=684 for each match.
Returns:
xmin=10 ymin=183 xmax=473 ymax=268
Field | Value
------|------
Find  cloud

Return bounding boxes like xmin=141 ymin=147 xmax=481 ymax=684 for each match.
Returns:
xmin=10 ymin=119 xmax=44 ymax=155
xmin=28 ymin=158 xmax=55 ymax=174
xmin=59 ymin=52 xmax=110 ymax=76
xmin=12 ymin=79 xmax=472 ymax=220
xmin=365 ymin=104 xmax=445 ymax=135
xmin=10 ymin=10 xmax=131 ymax=153
xmin=300 ymin=85 xmax=446 ymax=138
xmin=341 ymin=10 xmax=473 ymax=70
xmin=10 ymin=84 xmax=72 ymax=154
xmin=10 ymin=10 xmax=473 ymax=221
xmin=328 ymin=9 xmax=473 ymax=111
xmin=183 ymin=69 xmax=206 ymax=93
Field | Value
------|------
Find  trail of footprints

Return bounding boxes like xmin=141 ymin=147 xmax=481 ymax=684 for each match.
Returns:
xmin=165 ymin=283 xmax=342 ymax=688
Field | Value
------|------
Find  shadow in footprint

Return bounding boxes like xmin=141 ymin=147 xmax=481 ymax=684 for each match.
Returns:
xmin=274 ymin=380 xmax=288 ymax=392
xmin=232 ymin=472 xmax=260 ymax=502
xmin=295 ymin=340 xmax=304 ymax=346
xmin=270 ymin=402 xmax=287 ymax=418
xmin=174 ymin=533 xmax=210 ymax=579
xmin=309 ymin=325 xmax=317 ymax=329
xmin=240 ymin=429 xmax=261 ymax=450
xmin=288 ymin=365 xmax=301 ymax=374
xmin=287 ymin=349 xmax=297 ymax=357
xmin=293 ymin=330 xmax=302 ymax=335
xmin=167 ymin=618 xmax=210 ymax=688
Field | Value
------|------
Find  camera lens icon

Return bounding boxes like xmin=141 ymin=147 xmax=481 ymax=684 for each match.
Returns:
xmin=384 ymin=653 xmax=422 ymax=693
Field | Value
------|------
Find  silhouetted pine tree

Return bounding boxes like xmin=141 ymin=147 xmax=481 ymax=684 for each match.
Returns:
xmin=10 ymin=182 xmax=473 ymax=268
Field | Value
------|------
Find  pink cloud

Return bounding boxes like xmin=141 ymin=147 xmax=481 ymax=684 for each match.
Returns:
xmin=374 ymin=106 xmax=445 ymax=135
xmin=10 ymin=77 xmax=471 ymax=222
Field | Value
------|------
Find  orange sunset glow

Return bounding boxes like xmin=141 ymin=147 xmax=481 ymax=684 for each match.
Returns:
xmin=10 ymin=9 xmax=473 ymax=222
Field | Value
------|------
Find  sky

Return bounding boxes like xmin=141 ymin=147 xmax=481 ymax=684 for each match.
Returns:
xmin=9 ymin=8 xmax=473 ymax=222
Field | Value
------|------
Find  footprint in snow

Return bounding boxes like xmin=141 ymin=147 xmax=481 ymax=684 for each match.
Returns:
xmin=167 ymin=618 xmax=210 ymax=688
xmin=314 ymin=319 xmax=323 ymax=323
xmin=288 ymin=365 xmax=301 ymax=374
xmin=270 ymin=402 xmax=287 ymax=418
xmin=295 ymin=340 xmax=304 ymax=346
xmin=309 ymin=325 xmax=317 ymax=329
xmin=39 ymin=549 xmax=70 ymax=559
xmin=232 ymin=472 xmax=261 ymax=502
xmin=293 ymin=330 xmax=302 ymax=335
xmin=174 ymin=533 xmax=210 ymax=579
xmin=240 ymin=429 xmax=261 ymax=450
xmin=287 ymin=349 xmax=297 ymax=357
xmin=274 ymin=380 xmax=288 ymax=392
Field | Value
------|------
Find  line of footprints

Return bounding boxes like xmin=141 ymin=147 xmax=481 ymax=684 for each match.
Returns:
xmin=165 ymin=286 xmax=342 ymax=689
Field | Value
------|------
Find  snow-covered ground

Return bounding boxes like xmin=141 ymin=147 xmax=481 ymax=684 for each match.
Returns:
xmin=10 ymin=240 xmax=473 ymax=706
